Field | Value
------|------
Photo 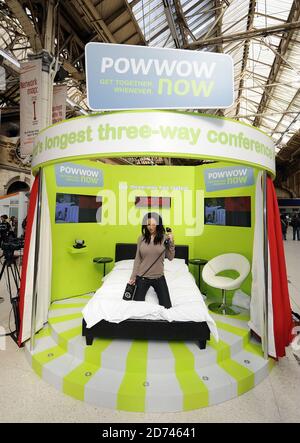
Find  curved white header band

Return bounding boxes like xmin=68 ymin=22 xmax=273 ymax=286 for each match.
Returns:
xmin=32 ymin=111 xmax=275 ymax=175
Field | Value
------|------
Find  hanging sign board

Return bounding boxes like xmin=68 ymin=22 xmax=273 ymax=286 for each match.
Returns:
xmin=52 ymin=85 xmax=67 ymax=124
xmin=20 ymin=59 xmax=42 ymax=157
xmin=32 ymin=111 xmax=275 ymax=176
xmin=85 ymin=43 xmax=234 ymax=110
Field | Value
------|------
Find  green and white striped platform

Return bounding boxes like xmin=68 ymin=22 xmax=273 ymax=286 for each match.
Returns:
xmin=24 ymin=295 xmax=275 ymax=412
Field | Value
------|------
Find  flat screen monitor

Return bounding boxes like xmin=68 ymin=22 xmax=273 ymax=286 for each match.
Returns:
xmin=135 ymin=196 xmax=171 ymax=208
xmin=204 ymin=196 xmax=251 ymax=227
xmin=55 ymin=193 xmax=102 ymax=223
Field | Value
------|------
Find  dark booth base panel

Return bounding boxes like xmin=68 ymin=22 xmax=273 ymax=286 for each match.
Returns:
xmin=82 ymin=318 xmax=210 ymax=350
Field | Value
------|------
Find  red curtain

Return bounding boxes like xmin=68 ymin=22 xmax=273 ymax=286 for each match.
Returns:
xmin=267 ymin=176 xmax=293 ymax=357
xmin=18 ymin=175 xmax=39 ymax=346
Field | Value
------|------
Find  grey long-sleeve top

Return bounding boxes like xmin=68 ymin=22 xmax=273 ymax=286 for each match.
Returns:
xmin=130 ymin=235 xmax=175 ymax=280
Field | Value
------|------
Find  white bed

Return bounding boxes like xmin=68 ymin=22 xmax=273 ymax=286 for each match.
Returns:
xmin=82 ymin=258 xmax=218 ymax=341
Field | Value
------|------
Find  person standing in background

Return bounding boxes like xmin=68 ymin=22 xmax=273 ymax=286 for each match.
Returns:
xmin=291 ymin=213 xmax=300 ymax=241
xmin=295 ymin=213 xmax=300 ymax=241
xmin=0 ymin=214 xmax=11 ymax=246
xmin=21 ymin=216 xmax=27 ymax=237
xmin=280 ymin=214 xmax=288 ymax=241
xmin=9 ymin=216 xmax=17 ymax=237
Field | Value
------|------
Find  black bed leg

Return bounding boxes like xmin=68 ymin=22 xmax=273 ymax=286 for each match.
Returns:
xmin=86 ymin=335 xmax=94 ymax=346
xmin=199 ymin=340 xmax=206 ymax=350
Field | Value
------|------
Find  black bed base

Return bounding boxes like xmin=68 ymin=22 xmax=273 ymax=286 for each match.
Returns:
xmin=82 ymin=318 xmax=210 ymax=350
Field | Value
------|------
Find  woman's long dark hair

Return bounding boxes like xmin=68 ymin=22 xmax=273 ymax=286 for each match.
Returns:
xmin=142 ymin=212 xmax=165 ymax=244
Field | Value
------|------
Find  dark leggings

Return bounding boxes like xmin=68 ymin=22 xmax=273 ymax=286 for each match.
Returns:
xmin=134 ymin=275 xmax=172 ymax=309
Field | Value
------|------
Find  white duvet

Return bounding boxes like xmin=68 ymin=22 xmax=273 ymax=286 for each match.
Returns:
xmin=82 ymin=259 xmax=218 ymax=340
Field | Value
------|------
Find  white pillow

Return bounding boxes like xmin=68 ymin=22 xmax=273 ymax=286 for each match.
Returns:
xmin=102 ymin=268 xmax=131 ymax=283
xmin=114 ymin=259 xmax=134 ymax=270
xmin=164 ymin=258 xmax=187 ymax=272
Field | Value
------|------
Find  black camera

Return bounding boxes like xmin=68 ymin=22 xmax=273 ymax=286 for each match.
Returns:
xmin=123 ymin=283 xmax=136 ymax=300
xmin=164 ymin=227 xmax=172 ymax=247
xmin=1 ymin=237 xmax=24 ymax=260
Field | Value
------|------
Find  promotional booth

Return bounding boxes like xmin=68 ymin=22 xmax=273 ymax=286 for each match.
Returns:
xmin=16 ymin=110 xmax=293 ymax=412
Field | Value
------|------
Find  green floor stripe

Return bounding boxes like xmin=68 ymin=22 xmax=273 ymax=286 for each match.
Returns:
xmin=208 ymin=337 xmax=231 ymax=363
xmin=215 ymin=320 xmax=249 ymax=336
xmin=268 ymin=358 xmax=276 ymax=372
xmin=48 ymin=313 xmax=82 ymax=324
xmin=212 ymin=311 xmax=250 ymax=323
xmin=53 ymin=295 xmax=92 ymax=301
xmin=234 ymin=313 xmax=250 ymax=322
xmin=219 ymin=359 xmax=255 ymax=395
xmin=215 ymin=320 xmax=250 ymax=347
xmin=63 ymin=361 xmax=100 ymax=401
xmin=63 ymin=338 xmax=112 ymax=401
xmin=84 ymin=338 xmax=113 ymax=366
xmin=169 ymin=342 xmax=209 ymax=410
xmin=244 ymin=341 xmax=264 ymax=357
xmin=35 ymin=327 xmax=51 ymax=340
xmin=32 ymin=345 xmax=67 ymax=378
xmin=117 ymin=341 xmax=148 ymax=412
xmin=50 ymin=303 xmax=86 ymax=310
xmin=58 ymin=326 xmax=82 ymax=350
xmin=215 ymin=319 xmax=266 ymax=357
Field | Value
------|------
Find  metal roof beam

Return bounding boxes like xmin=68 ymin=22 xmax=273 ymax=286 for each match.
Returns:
xmin=162 ymin=0 xmax=181 ymax=48
xmin=129 ymin=0 xmax=141 ymax=7
xmin=214 ymin=0 xmax=223 ymax=53
xmin=106 ymin=6 xmax=128 ymax=29
xmin=124 ymin=0 xmax=146 ymax=45
xmin=173 ymin=0 xmax=189 ymax=47
xmin=6 ymin=0 xmax=42 ymax=52
xmin=253 ymin=0 xmax=300 ymax=127
xmin=59 ymin=15 xmax=85 ymax=49
xmin=273 ymin=105 xmax=300 ymax=144
xmin=0 ymin=83 xmax=19 ymax=106
xmin=56 ymin=14 xmax=87 ymax=80
xmin=186 ymin=19 xmax=300 ymax=48
xmin=252 ymin=36 xmax=300 ymax=76
xmin=200 ymin=0 xmax=232 ymax=47
xmin=235 ymin=0 xmax=256 ymax=118
xmin=255 ymin=12 xmax=292 ymax=23
xmin=184 ymin=0 xmax=218 ymax=17
xmin=75 ymin=0 xmax=117 ymax=43
xmin=235 ymin=110 xmax=299 ymax=119
xmin=223 ymin=39 xmax=245 ymax=54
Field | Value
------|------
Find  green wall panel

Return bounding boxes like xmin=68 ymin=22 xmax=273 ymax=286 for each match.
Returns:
xmin=45 ymin=159 xmax=256 ymax=302
xmin=194 ymin=162 xmax=257 ymax=300
xmin=45 ymin=160 xmax=196 ymax=301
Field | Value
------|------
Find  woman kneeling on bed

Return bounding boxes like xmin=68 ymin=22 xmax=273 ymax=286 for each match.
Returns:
xmin=128 ymin=212 xmax=175 ymax=309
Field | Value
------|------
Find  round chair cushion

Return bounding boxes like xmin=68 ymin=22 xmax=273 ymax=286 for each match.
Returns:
xmin=202 ymin=253 xmax=250 ymax=290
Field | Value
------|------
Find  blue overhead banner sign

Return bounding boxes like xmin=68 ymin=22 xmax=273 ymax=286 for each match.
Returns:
xmin=85 ymin=43 xmax=234 ymax=111
xmin=204 ymin=166 xmax=254 ymax=192
xmin=55 ymin=163 xmax=103 ymax=187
